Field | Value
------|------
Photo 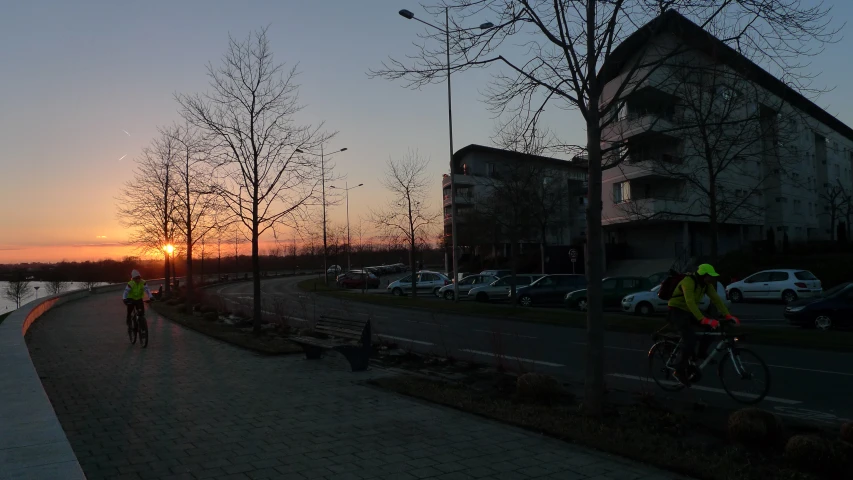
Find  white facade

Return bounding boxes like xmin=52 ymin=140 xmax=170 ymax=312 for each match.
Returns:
xmin=599 ymin=28 xmax=853 ymax=261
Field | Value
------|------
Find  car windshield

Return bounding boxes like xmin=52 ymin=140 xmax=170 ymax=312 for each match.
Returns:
xmin=821 ymin=283 xmax=852 ymax=297
xmin=651 ymin=285 xmax=660 ymax=292
xmin=794 ymin=271 xmax=818 ymax=281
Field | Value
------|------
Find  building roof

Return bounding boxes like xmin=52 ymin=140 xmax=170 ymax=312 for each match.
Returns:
xmin=452 ymin=144 xmax=587 ymax=170
xmin=600 ymin=9 xmax=853 ymax=142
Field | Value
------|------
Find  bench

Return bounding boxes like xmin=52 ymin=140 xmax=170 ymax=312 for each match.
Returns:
xmin=290 ymin=315 xmax=371 ymax=371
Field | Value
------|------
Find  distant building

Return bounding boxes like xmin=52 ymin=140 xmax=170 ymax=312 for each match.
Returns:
xmin=599 ymin=10 xmax=853 ymax=269
xmin=442 ymin=144 xmax=588 ymax=273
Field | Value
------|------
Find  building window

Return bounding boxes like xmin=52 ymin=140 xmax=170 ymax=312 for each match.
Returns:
xmin=613 ymin=181 xmax=631 ymax=204
xmin=793 ymin=199 xmax=802 ymax=213
xmin=487 ymin=162 xmax=496 ymax=177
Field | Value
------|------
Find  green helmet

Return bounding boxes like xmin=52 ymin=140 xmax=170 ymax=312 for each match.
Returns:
xmin=697 ymin=264 xmax=719 ymax=277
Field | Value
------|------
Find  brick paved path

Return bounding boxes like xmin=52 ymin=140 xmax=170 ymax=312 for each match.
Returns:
xmin=27 ymin=294 xmax=681 ymax=480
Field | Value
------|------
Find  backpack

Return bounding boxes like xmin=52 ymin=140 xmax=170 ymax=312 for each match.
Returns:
xmin=657 ymin=269 xmax=686 ymax=301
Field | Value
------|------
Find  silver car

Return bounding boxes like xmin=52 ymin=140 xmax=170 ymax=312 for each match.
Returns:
xmin=467 ymin=274 xmax=542 ymax=302
xmin=437 ymin=274 xmax=498 ymax=300
xmin=387 ymin=271 xmax=451 ymax=297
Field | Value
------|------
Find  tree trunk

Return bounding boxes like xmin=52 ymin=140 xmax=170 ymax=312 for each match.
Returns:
xmin=252 ymin=222 xmax=262 ymax=334
xmin=509 ymin=239 xmax=518 ymax=301
xmin=540 ymin=237 xmax=547 ymax=275
xmin=164 ymin=255 xmax=171 ymax=297
xmin=709 ymin=184 xmax=719 ymax=260
xmin=409 ymin=236 xmax=417 ymax=298
xmin=185 ymin=235 xmax=193 ymax=312
xmin=584 ymin=107 xmax=605 ymax=417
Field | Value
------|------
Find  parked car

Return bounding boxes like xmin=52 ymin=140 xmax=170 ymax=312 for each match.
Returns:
xmin=386 ymin=271 xmax=451 ymax=297
xmin=326 ymin=265 xmax=342 ymax=275
xmin=480 ymin=269 xmax=513 ymax=278
xmin=621 ymin=281 xmax=729 ymax=316
xmin=565 ymin=276 xmax=654 ymax=311
xmin=336 ymin=270 xmax=380 ymax=289
xmin=468 ymin=274 xmax=542 ymax=302
xmin=437 ymin=274 xmax=498 ymax=300
xmin=784 ymin=282 xmax=853 ymax=330
xmin=515 ymin=274 xmax=587 ymax=307
xmin=726 ymin=269 xmax=821 ymax=303
xmin=647 ymin=271 xmax=669 ymax=287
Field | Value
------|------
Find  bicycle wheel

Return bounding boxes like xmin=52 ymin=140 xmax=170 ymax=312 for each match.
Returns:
xmin=129 ymin=315 xmax=138 ymax=345
xmin=139 ymin=316 xmax=148 ymax=348
xmin=648 ymin=340 xmax=686 ymax=392
xmin=718 ymin=348 xmax=771 ymax=404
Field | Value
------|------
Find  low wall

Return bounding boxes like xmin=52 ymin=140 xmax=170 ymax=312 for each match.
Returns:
xmin=0 ymin=285 xmax=122 ymax=478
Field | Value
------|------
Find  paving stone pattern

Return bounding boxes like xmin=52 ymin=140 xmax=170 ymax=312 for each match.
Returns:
xmin=27 ymin=295 xmax=682 ymax=480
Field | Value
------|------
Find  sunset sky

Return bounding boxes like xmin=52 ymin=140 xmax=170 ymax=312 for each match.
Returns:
xmin=3 ymin=1 xmax=853 ymax=263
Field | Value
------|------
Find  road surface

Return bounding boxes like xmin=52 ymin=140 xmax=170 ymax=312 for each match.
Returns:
xmin=211 ymin=276 xmax=853 ymax=427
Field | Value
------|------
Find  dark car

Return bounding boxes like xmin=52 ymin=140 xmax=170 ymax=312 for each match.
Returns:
xmin=515 ymin=274 xmax=587 ymax=307
xmin=336 ymin=270 xmax=380 ymax=289
xmin=784 ymin=282 xmax=853 ymax=330
xmin=564 ymin=276 xmax=654 ymax=311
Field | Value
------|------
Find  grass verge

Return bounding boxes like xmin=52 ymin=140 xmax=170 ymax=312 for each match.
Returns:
xmin=297 ymin=278 xmax=853 ymax=352
xmin=372 ymin=374 xmax=833 ymax=480
xmin=151 ymin=302 xmax=302 ymax=355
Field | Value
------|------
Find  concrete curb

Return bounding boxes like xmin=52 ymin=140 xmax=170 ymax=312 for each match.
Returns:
xmin=0 ymin=285 xmax=123 ymax=479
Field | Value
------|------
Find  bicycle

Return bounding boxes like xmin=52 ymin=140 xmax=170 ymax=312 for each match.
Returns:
xmin=127 ymin=300 xmax=152 ymax=348
xmin=648 ymin=320 xmax=771 ymax=404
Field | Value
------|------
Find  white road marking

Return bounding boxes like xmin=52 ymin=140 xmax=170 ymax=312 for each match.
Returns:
xmin=377 ymin=335 xmax=434 ymax=346
xmin=751 ymin=363 xmax=853 ymax=377
xmin=570 ymin=342 xmax=645 ymax=352
xmin=606 ymin=373 xmax=801 ymax=405
xmin=459 ymin=349 xmax=565 ymax=367
xmin=474 ymin=329 xmax=536 ymax=339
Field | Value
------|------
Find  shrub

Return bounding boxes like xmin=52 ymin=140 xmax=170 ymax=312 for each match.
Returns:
xmin=176 ymin=305 xmax=188 ymax=313
xmin=727 ymin=408 xmax=783 ymax=447
xmin=202 ymin=311 xmax=219 ymax=322
xmin=166 ymin=299 xmax=181 ymax=306
xmin=784 ymin=434 xmax=852 ymax=476
xmin=200 ymin=305 xmax=218 ymax=314
xmin=515 ymin=373 xmax=566 ymax=405
xmin=192 ymin=303 xmax=203 ymax=312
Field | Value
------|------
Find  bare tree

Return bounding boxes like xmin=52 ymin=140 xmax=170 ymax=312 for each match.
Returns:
xmin=167 ymin=123 xmax=220 ymax=310
xmin=370 ymin=151 xmax=440 ymax=296
xmin=178 ymin=28 xmax=332 ymax=333
xmin=116 ymin=130 xmax=181 ymax=294
xmin=611 ymin=59 xmax=803 ymax=258
xmin=4 ymin=275 xmax=32 ymax=309
xmin=821 ymin=182 xmax=846 ymax=242
xmin=45 ymin=275 xmax=70 ymax=296
xmin=372 ymin=1 xmax=838 ymax=415
xmin=494 ymin=120 xmax=568 ymax=274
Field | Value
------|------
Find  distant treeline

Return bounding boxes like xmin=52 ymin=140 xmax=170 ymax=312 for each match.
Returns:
xmin=0 ymin=247 xmax=445 ymax=283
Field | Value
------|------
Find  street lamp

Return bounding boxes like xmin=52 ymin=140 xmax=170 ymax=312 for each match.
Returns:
xmin=330 ymin=182 xmax=364 ymax=271
xmin=34 ymin=285 xmax=40 ymax=299
xmin=296 ymin=146 xmax=348 ymax=284
xmin=399 ymin=7 xmax=492 ymax=301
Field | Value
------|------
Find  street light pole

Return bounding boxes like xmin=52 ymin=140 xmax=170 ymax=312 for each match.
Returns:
xmin=444 ymin=7 xmax=460 ymax=302
xmin=321 ymin=144 xmax=327 ymax=284
xmin=398 ymin=8 xmax=492 ymax=302
xmin=331 ymin=183 xmax=364 ymax=272
xmin=297 ymin=146 xmax=348 ymax=284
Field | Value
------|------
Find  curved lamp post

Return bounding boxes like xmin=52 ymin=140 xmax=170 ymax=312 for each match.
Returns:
xmin=399 ymin=7 xmax=492 ymax=300
xmin=330 ymin=182 xmax=364 ymax=272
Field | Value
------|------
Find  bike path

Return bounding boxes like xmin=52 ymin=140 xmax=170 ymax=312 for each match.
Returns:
xmin=26 ymin=293 xmax=680 ymax=479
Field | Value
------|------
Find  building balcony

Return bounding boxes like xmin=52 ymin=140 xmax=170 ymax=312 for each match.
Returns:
xmin=442 ymin=173 xmax=477 ymax=188
xmin=601 ymin=114 xmax=677 ymax=143
xmin=443 ymin=194 xmax=474 ymax=207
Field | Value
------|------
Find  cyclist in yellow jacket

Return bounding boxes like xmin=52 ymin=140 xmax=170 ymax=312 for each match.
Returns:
xmin=667 ymin=264 xmax=740 ymax=384
xmin=122 ymin=270 xmax=154 ymax=331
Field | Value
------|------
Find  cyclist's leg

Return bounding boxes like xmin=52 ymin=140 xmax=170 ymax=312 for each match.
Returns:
xmin=125 ymin=301 xmax=134 ymax=326
xmin=669 ymin=308 xmax=696 ymax=370
xmin=134 ymin=300 xmax=146 ymax=330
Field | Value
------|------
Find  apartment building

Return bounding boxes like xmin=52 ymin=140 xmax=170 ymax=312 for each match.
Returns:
xmin=442 ymin=144 xmax=588 ymax=272
xmin=599 ymin=10 xmax=853 ymax=264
